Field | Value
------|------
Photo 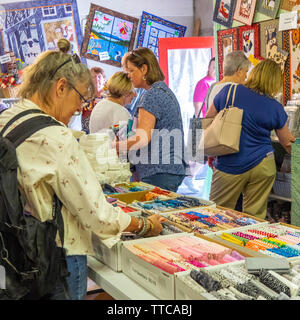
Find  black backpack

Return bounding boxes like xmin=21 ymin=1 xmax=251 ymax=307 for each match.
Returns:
xmin=0 ymin=109 xmax=70 ymax=300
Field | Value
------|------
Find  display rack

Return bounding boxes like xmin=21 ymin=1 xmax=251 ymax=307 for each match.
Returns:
xmin=87 ymin=256 xmax=158 ymax=300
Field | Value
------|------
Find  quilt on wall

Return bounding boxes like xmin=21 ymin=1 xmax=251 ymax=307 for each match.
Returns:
xmin=136 ymin=11 xmax=186 ymax=59
xmin=0 ymin=0 xmax=83 ymax=71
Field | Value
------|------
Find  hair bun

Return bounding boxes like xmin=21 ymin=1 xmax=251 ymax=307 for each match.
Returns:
xmin=57 ymin=38 xmax=71 ymax=53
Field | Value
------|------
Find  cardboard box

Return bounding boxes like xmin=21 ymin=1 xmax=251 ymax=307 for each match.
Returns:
xmin=160 ymin=206 xmax=267 ymax=235
xmin=205 ymin=222 xmax=300 ymax=261
xmin=121 ymin=233 xmax=249 ymax=300
xmin=175 ymin=261 xmax=243 ymax=300
xmin=106 ymin=189 xmax=179 ymax=205
xmin=128 ymin=197 xmax=216 ymax=216
xmin=92 ymin=222 xmax=186 ymax=272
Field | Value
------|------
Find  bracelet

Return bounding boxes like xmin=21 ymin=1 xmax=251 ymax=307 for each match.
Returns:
xmin=136 ymin=216 xmax=148 ymax=237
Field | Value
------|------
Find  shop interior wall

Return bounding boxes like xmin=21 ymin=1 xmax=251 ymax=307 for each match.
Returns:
xmin=0 ymin=0 xmax=194 ymax=78
xmin=212 ymin=0 xmax=288 ymax=81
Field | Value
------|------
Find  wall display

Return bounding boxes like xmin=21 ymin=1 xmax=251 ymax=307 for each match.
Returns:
xmin=256 ymin=0 xmax=281 ymax=19
xmin=259 ymin=19 xmax=282 ymax=58
xmin=217 ymin=28 xmax=238 ymax=79
xmin=281 ymin=0 xmax=300 ymax=11
xmin=136 ymin=11 xmax=186 ymax=59
xmin=213 ymin=0 xmax=237 ymax=28
xmin=0 ymin=0 xmax=83 ymax=71
xmin=233 ymin=0 xmax=257 ymax=25
xmin=80 ymin=4 xmax=139 ymax=67
xmin=238 ymin=24 xmax=260 ymax=60
xmin=283 ymin=28 xmax=300 ymax=103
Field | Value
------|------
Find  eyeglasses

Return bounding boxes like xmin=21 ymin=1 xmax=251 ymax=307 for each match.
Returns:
xmin=50 ymin=53 xmax=81 ymax=79
xmin=68 ymin=82 xmax=91 ymax=109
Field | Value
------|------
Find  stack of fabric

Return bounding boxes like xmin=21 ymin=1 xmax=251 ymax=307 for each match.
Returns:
xmin=79 ymin=132 xmax=131 ymax=184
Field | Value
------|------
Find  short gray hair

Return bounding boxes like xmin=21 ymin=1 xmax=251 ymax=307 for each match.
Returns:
xmin=223 ymin=51 xmax=251 ymax=76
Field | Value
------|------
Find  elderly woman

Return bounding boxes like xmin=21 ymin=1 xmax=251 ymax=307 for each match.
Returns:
xmin=206 ymin=59 xmax=295 ymax=220
xmin=89 ymin=71 xmax=136 ymax=134
xmin=116 ymin=47 xmax=186 ymax=192
xmin=207 ymin=50 xmax=251 ymax=110
xmin=0 ymin=50 xmax=163 ymax=300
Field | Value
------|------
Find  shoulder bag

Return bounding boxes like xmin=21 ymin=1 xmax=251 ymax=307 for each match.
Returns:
xmin=199 ymin=83 xmax=243 ymax=157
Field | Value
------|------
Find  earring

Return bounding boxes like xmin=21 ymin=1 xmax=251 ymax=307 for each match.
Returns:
xmin=143 ymin=76 xmax=146 ymax=81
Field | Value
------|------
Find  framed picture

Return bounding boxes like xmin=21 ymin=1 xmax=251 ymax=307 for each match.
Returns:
xmin=283 ymin=28 xmax=300 ymax=104
xmin=238 ymin=24 xmax=260 ymax=59
xmin=136 ymin=11 xmax=186 ymax=59
xmin=0 ymin=0 xmax=83 ymax=71
xmin=80 ymin=4 xmax=139 ymax=67
xmin=259 ymin=19 xmax=282 ymax=58
xmin=217 ymin=28 xmax=238 ymax=79
xmin=233 ymin=0 xmax=257 ymax=25
xmin=281 ymin=0 xmax=300 ymax=11
xmin=256 ymin=0 xmax=281 ymax=19
xmin=213 ymin=0 xmax=237 ymax=28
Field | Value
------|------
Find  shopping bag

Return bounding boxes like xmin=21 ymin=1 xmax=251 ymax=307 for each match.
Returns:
xmin=200 ymin=84 xmax=243 ymax=157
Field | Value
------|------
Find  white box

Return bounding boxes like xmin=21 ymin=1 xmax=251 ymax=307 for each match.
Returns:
xmin=207 ymin=222 xmax=300 ymax=261
xmin=121 ymin=233 xmax=191 ymax=300
xmin=91 ymin=220 xmax=184 ymax=272
xmin=175 ymin=261 xmax=243 ymax=300
xmin=121 ymin=233 xmax=248 ymax=300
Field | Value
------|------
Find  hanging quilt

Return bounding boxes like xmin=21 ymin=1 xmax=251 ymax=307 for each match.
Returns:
xmin=136 ymin=11 xmax=186 ymax=59
xmin=0 ymin=0 xmax=83 ymax=71
xmin=80 ymin=4 xmax=139 ymax=67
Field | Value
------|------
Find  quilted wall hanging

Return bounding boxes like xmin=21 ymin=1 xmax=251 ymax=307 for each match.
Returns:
xmin=136 ymin=11 xmax=186 ymax=59
xmin=217 ymin=27 xmax=238 ymax=79
xmin=80 ymin=3 xmax=139 ymax=67
xmin=283 ymin=28 xmax=300 ymax=104
xmin=0 ymin=0 xmax=83 ymax=71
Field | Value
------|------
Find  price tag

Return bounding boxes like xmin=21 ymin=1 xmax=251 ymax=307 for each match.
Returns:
xmin=99 ymin=51 xmax=110 ymax=61
xmin=0 ymin=53 xmax=11 ymax=64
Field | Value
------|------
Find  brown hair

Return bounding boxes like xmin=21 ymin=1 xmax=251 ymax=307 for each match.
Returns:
xmin=124 ymin=47 xmax=165 ymax=85
xmin=57 ymin=38 xmax=71 ymax=53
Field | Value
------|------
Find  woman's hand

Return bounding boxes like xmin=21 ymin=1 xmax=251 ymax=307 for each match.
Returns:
xmin=144 ymin=214 xmax=165 ymax=237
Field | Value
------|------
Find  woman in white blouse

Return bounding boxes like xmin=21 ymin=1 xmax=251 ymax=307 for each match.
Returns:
xmin=89 ymin=71 xmax=136 ymax=134
xmin=0 ymin=51 xmax=163 ymax=300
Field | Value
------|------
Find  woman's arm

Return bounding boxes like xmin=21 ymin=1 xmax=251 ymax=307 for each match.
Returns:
xmin=275 ymin=122 xmax=296 ymax=154
xmin=116 ymin=107 xmax=156 ymax=152
xmin=205 ymin=103 xmax=218 ymax=118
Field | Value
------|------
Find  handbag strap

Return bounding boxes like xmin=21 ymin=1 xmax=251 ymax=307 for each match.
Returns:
xmin=224 ymin=84 xmax=238 ymax=110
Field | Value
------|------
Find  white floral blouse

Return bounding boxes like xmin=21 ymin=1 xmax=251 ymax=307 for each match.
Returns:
xmin=0 ymin=99 xmax=131 ymax=256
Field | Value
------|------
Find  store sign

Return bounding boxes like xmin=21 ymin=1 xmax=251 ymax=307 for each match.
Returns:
xmin=0 ymin=53 xmax=11 ymax=64
xmin=279 ymin=11 xmax=298 ymax=31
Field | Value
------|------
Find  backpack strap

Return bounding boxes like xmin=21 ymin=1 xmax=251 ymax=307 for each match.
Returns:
xmin=3 ymin=114 xmax=66 ymax=248
xmin=4 ymin=115 xmax=63 ymax=148
xmin=0 ymin=109 xmax=45 ymax=137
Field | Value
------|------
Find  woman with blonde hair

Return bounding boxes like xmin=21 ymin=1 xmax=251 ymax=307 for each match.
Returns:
xmin=115 ymin=47 xmax=186 ymax=192
xmin=0 ymin=50 xmax=163 ymax=299
xmin=206 ymin=59 xmax=295 ymax=220
xmin=89 ymin=71 xmax=136 ymax=134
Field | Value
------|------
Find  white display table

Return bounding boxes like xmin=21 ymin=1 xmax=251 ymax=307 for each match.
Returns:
xmin=87 ymin=256 xmax=158 ymax=300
